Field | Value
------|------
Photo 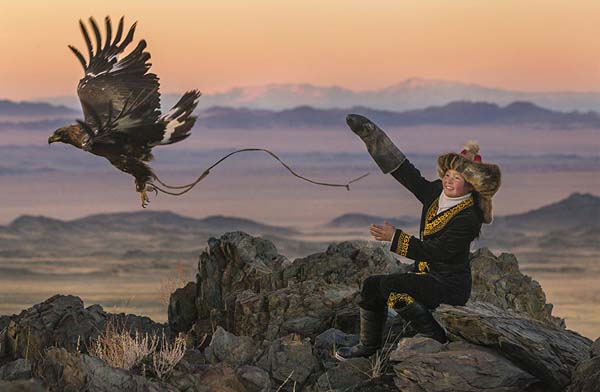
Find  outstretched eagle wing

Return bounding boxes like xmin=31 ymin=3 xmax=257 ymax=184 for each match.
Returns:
xmin=69 ymin=16 xmax=161 ymax=145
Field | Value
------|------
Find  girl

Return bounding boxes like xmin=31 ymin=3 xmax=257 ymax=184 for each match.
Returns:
xmin=336 ymin=114 xmax=501 ymax=360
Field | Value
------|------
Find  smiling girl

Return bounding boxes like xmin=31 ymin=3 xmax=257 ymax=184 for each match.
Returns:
xmin=336 ymin=114 xmax=501 ymax=360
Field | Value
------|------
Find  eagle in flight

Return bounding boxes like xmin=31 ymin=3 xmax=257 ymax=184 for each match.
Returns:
xmin=48 ymin=16 xmax=201 ymax=207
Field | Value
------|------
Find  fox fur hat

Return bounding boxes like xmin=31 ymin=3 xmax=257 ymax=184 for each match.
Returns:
xmin=437 ymin=141 xmax=501 ymax=224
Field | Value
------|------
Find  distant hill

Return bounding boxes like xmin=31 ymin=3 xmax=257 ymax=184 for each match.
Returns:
xmin=197 ymin=101 xmax=600 ymax=129
xmin=324 ymin=213 xmax=419 ymax=228
xmin=493 ymin=192 xmax=600 ymax=231
xmin=4 ymin=211 xmax=297 ymax=236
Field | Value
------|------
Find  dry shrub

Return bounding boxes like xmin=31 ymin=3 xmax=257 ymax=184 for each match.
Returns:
xmin=152 ymin=331 xmax=187 ymax=381
xmin=89 ymin=318 xmax=186 ymax=381
xmin=88 ymin=318 xmax=157 ymax=370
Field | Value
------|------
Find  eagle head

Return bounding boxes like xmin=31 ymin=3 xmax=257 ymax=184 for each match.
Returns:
xmin=48 ymin=124 xmax=84 ymax=148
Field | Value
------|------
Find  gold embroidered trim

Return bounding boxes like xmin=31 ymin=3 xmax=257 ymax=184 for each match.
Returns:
xmin=387 ymin=292 xmax=414 ymax=309
xmin=418 ymin=261 xmax=430 ymax=273
xmin=423 ymin=197 xmax=474 ymax=237
xmin=395 ymin=231 xmax=412 ymax=256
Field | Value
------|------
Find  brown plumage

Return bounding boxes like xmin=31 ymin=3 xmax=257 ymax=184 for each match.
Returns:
xmin=48 ymin=16 xmax=201 ymax=207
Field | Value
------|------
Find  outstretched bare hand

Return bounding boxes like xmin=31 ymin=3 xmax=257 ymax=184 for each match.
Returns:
xmin=370 ymin=221 xmax=396 ymax=242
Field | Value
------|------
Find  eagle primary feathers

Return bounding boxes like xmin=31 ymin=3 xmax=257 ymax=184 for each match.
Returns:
xmin=49 ymin=16 xmax=201 ymax=207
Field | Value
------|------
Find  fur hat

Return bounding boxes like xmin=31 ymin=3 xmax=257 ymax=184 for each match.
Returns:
xmin=437 ymin=141 xmax=501 ymax=224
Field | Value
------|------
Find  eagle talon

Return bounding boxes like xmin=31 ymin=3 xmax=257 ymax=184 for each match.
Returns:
xmin=140 ymin=190 xmax=150 ymax=208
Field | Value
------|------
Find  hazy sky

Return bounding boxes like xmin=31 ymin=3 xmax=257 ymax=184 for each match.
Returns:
xmin=1 ymin=0 xmax=599 ymax=100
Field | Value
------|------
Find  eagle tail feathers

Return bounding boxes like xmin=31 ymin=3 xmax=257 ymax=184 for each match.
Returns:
xmin=154 ymin=90 xmax=201 ymax=146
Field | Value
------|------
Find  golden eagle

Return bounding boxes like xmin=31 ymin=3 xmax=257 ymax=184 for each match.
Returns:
xmin=48 ymin=16 xmax=201 ymax=207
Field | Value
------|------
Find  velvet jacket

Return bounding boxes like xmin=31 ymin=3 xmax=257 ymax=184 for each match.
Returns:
xmin=388 ymin=159 xmax=483 ymax=304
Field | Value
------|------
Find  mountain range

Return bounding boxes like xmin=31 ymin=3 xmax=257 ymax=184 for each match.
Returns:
xmin=2 ymin=100 xmax=599 ymax=131
xmin=32 ymin=78 xmax=600 ymax=112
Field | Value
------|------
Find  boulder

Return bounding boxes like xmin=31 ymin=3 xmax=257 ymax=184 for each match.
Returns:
xmin=236 ymin=365 xmax=271 ymax=392
xmin=204 ymin=326 xmax=260 ymax=367
xmin=256 ymin=334 xmax=319 ymax=391
xmin=0 ymin=358 xmax=32 ymax=381
xmin=192 ymin=362 xmax=247 ymax=392
xmin=168 ymin=281 xmax=197 ymax=333
xmin=313 ymin=328 xmax=359 ymax=352
xmin=437 ymin=302 xmax=592 ymax=391
xmin=37 ymin=347 xmax=173 ymax=391
xmin=5 ymin=295 xmax=166 ymax=361
xmin=314 ymin=357 xmax=372 ymax=391
xmin=392 ymin=338 xmax=539 ymax=391
xmin=470 ymin=248 xmax=564 ymax=327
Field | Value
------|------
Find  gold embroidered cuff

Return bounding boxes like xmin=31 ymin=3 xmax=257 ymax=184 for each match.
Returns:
xmin=387 ymin=292 xmax=415 ymax=309
xmin=395 ymin=231 xmax=412 ymax=256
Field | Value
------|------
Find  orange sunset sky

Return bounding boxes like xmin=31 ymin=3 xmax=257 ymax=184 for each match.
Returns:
xmin=1 ymin=0 xmax=599 ymax=101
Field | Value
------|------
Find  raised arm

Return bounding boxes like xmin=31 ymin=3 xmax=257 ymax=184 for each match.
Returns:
xmin=346 ymin=114 xmax=438 ymax=204
xmin=390 ymin=159 xmax=440 ymax=204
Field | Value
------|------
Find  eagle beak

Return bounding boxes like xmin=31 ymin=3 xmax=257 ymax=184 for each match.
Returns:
xmin=48 ymin=134 xmax=61 ymax=144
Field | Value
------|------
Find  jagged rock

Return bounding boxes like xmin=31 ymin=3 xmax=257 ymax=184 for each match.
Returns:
xmin=205 ymin=326 xmax=260 ymax=367
xmin=314 ymin=357 xmax=372 ymax=391
xmin=567 ymin=356 xmax=600 ymax=392
xmin=233 ymin=281 xmax=359 ymax=340
xmin=437 ymin=302 xmax=592 ymax=391
xmin=566 ymin=337 xmax=600 ymax=392
xmin=236 ymin=365 xmax=271 ymax=392
xmin=392 ymin=338 xmax=539 ymax=391
xmin=196 ymin=232 xmax=290 ymax=335
xmin=283 ymin=241 xmax=409 ymax=287
xmin=314 ymin=328 xmax=359 ymax=352
xmin=168 ymin=281 xmax=197 ymax=333
xmin=37 ymin=347 xmax=173 ymax=391
xmin=592 ymin=337 xmax=600 ymax=357
xmin=0 ymin=379 xmax=46 ymax=392
xmin=470 ymin=248 xmax=564 ymax=327
xmin=5 ymin=295 xmax=166 ymax=361
xmin=256 ymin=334 xmax=319 ymax=391
xmin=0 ymin=358 xmax=32 ymax=381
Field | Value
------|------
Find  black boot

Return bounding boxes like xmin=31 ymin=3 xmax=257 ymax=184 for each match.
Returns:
xmin=396 ymin=301 xmax=447 ymax=344
xmin=346 ymin=114 xmax=406 ymax=174
xmin=335 ymin=308 xmax=387 ymax=360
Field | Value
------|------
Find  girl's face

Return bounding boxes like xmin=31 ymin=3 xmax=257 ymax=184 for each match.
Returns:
xmin=442 ymin=169 xmax=472 ymax=197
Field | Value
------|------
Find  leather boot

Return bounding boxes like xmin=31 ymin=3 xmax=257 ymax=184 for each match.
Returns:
xmin=346 ymin=114 xmax=406 ymax=174
xmin=396 ymin=300 xmax=448 ymax=343
xmin=335 ymin=308 xmax=387 ymax=360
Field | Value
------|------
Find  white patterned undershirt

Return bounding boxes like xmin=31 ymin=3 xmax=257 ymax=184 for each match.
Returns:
xmin=436 ymin=191 xmax=472 ymax=215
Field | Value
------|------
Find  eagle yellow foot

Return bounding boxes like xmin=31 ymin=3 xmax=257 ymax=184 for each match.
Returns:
xmin=139 ymin=190 xmax=150 ymax=208
xmin=139 ymin=185 xmax=158 ymax=208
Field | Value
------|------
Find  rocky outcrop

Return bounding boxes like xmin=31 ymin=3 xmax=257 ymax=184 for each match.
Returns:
xmin=1 ymin=231 xmax=595 ymax=391
xmin=4 ymin=295 xmax=166 ymax=361
xmin=470 ymin=248 xmax=564 ymax=327
xmin=437 ymin=302 xmax=592 ymax=390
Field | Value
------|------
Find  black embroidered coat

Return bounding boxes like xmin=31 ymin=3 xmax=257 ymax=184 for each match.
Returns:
xmin=388 ymin=158 xmax=483 ymax=307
